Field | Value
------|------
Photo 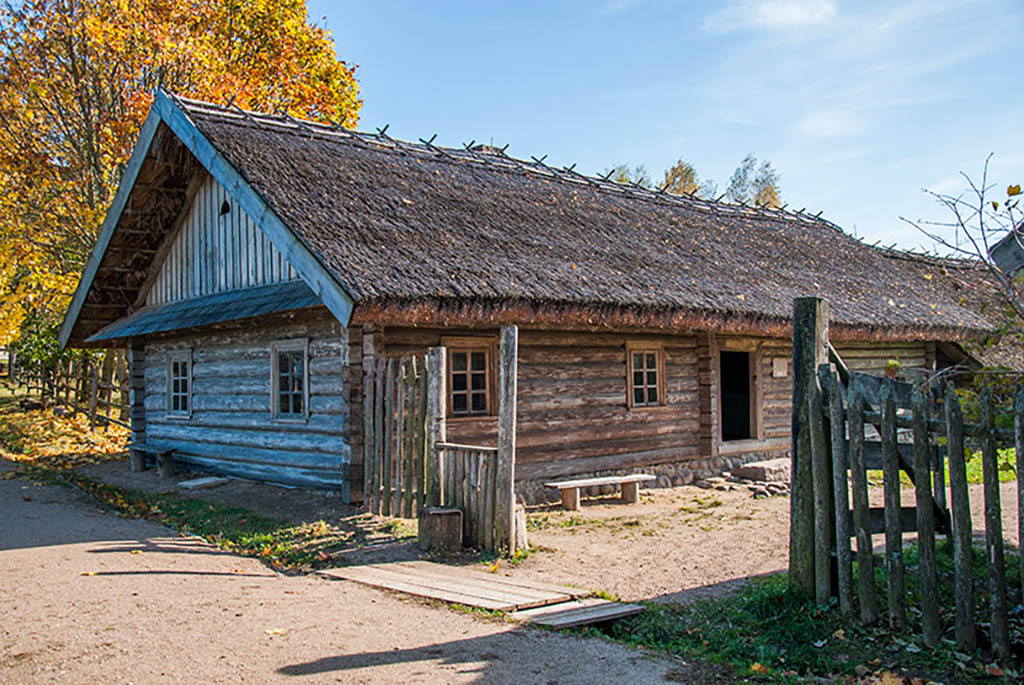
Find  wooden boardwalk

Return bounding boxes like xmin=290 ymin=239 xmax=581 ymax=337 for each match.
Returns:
xmin=319 ymin=560 xmax=581 ymax=612
xmin=319 ymin=560 xmax=643 ymax=626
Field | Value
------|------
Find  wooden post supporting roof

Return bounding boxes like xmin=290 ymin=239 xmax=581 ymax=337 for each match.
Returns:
xmin=790 ymin=297 xmax=828 ymax=595
xmin=128 ymin=341 xmax=147 ymax=472
xmin=495 ymin=326 xmax=519 ymax=552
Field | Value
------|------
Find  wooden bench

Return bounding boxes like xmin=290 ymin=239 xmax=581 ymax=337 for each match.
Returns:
xmin=128 ymin=443 xmax=176 ymax=477
xmin=544 ymin=474 xmax=656 ymax=511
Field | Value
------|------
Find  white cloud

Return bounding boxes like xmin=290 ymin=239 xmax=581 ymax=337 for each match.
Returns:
xmin=704 ymin=0 xmax=837 ymax=34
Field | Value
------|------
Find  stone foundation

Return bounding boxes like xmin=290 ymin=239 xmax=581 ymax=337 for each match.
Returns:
xmin=515 ymin=449 xmax=790 ymax=506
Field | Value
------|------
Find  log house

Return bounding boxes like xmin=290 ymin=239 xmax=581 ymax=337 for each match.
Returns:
xmin=60 ymin=92 xmax=1005 ymax=503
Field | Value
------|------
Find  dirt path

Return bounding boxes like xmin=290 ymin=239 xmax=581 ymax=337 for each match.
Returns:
xmin=502 ymin=479 xmax=1020 ymax=604
xmin=0 ymin=459 xmax=683 ymax=684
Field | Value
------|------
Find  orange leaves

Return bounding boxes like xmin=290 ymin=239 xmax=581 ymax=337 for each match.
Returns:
xmin=0 ymin=0 xmax=361 ymax=343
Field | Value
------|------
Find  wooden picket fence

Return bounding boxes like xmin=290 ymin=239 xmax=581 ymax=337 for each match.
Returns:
xmin=437 ymin=442 xmax=500 ymax=549
xmin=793 ymin=297 xmax=1024 ymax=658
xmin=7 ymin=351 xmax=130 ymax=429
xmin=362 ymin=353 xmax=432 ymax=518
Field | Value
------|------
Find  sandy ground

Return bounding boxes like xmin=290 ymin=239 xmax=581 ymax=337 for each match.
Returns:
xmin=0 ymin=458 xmax=687 ymax=684
xmin=507 ymin=479 xmax=1020 ymax=604
xmin=78 ymin=459 xmax=1022 ymax=606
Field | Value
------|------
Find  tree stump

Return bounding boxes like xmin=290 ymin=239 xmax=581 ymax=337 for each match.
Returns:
xmin=418 ymin=507 xmax=463 ymax=552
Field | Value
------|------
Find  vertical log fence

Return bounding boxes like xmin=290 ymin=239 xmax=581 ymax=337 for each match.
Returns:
xmin=4 ymin=350 xmax=130 ymax=429
xmin=790 ymin=297 xmax=1022 ymax=657
xmin=362 ymin=325 xmax=522 ymax=554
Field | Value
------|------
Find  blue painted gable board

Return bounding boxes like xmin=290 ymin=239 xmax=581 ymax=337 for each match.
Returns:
xmin=60 ymin=90 xmax=356 ymax=348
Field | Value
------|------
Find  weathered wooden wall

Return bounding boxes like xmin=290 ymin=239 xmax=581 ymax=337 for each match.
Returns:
xmin=378 ymin=327 xmax=703 ymax=481
xmin=758 ymin=339 xmax=935 ymax=444
xmin=359 ymin=328 xmax=938 ymax=490
xmin=142 ymin=308 xmax=351 ymax=496
xmin=146 ymin=172 xmax=298 ymax=305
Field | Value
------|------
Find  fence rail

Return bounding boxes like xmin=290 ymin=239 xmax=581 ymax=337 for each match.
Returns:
xmin=792 ymin=297 xmax=1024 ymax=658
xmin=3 ymin=348 xmax=130 ymax=429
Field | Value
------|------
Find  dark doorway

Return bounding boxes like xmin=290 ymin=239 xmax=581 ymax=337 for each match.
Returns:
xmin=721 ymin=351 xmax=752 ymax=441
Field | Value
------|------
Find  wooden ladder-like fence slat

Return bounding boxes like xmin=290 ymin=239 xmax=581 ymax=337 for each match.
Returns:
xmin=945 ymin=383 xmax=975 ymax=653
xmin=980 ymin=387 xmax=1010 ymax=659
xmin=826 ymin=368 xmax=853 ymax=618
xmin=880 ymin=381 xmax=906 ymax=631
xmin=911 ymin=384 xmax=939 ymax=648
xmin=846 ymin=383 xmax=877 ymax=625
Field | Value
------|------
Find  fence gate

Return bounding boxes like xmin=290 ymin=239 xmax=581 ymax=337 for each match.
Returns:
xmin=361 ymin=327 xmax=521 ymax=553
xmin=362 ymin=354 xmax=431 ymax=519
xmin=790 ymin=296 xmax=1023 ymax=658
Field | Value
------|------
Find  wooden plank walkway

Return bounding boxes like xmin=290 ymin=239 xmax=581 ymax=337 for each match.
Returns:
xmin=512 ymin=598 xmax=645 ymax=628
xmin=318 ymin=560 xmax=584 ymax=612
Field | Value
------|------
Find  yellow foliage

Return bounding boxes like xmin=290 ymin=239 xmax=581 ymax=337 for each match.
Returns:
xmin=0 ymin=0 xmax=361 ymax=342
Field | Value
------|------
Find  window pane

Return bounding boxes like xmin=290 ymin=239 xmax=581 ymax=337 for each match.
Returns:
xmin=632 ymin=352 xmax=643 ymax=368
xmin=647 ymin=370 xmax=657 ymax=386
xmin=633 ymin=371 xmax=643 ymax=386
xmin=452 ymin=352 xmax=467 ymax=371
xmin=453 ymin=393 xmax=467 ymax=413
xmin=291 ymin=354 xmax=303 ymax=377
xmin=471 ymin=352 xmax=486 ymax=371
xmin=292 ymin=394 xmax=303 ymax=415
xmin=646 ymin=352 xmax=656 ymax=368
xmin=633 ymin=388 xmax=644 ymax=405
xmin=181 ymin=377 xmax=188 ymax=394
xmin=647 ymin=387 xmax=658 ymax=404
xmin=471 ymin=372 xmax=485 ymax=390
xmin=452 ymin=373 xmax=467 ymax=391
xmin=280 ymin=394 xmax=290 ymax=414
xmin=471 ymin=393 xmax=486 ymax=412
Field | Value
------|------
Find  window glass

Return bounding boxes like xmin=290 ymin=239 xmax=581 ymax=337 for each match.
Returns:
xmin=168 ymin=356 xmax=190 ymax=415
xmin=629 ymin=347 xmax=661 ymax=407
xmin=450 ymin=348 xmax=489 ymax=416
xmin=276 ymin=349 xmax=305 ymax=416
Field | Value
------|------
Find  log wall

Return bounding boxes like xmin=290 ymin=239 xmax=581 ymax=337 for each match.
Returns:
xmin=142 ymin=308 xmax=351 ymax=496
xmin=380 ymin=327 xmax=702 ymax=481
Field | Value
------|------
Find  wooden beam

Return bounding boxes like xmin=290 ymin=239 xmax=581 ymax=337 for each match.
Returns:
xmin=789 ymin=297 xmax=828 ymax=596
xmin=59 ymin=110 xmax=163 ymax=348
xmin=495 ymin=325 xmax=519 ymax=552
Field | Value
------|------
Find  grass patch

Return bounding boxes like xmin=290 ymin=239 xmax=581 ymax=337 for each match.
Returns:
xmin=595 ymin=541 xmax=1023 ymax=683
xmin=1 ymin=385 xmax=413 ymax=572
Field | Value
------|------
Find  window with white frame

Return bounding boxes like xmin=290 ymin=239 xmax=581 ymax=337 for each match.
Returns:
xmin=271 ymin=339 xmax=309 ymax=420
xmin=167 ymin=350 xmax=192 ymax=417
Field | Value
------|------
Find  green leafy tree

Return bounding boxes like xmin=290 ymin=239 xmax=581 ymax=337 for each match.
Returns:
xmin=726 ymin=154 xmax=781 ymax=208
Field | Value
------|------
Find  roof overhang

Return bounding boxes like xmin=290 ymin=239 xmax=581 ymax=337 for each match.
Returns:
xmin=59 ymin=90 xmax=355 ymax=348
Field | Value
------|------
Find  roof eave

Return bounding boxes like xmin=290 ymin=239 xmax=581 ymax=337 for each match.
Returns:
xmin=60 ymin=90 xmax=358 ymax=348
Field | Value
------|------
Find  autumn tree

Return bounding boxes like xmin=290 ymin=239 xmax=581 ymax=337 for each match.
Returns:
xmin=0 ymin=0 xmax=361 ymax=345
xmin=659 ymin=157 xmax=719 ymax=198
xmin=726 ymin=153 xmax=781 ymax=208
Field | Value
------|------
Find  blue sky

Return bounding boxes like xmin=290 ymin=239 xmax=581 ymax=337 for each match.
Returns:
xmin=312 ymin=0 xmax=1023 ymax=250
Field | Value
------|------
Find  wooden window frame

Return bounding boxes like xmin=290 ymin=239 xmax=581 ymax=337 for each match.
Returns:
xmin=271 ymin=338 xmax=310 ymax=422
xmin=166 ymin=349 xmax=193 ymax=419
xmin=442 ymin=336 xmax=498 ymax=418
xmin=626 ymin=342 xmax=666 ymax=409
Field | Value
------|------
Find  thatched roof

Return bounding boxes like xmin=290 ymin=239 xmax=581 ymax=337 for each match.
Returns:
xmin=63 ymin=93 xmax=1007 ymax=347
xmin=179 ymin=97 xmax=1000 ymax=342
